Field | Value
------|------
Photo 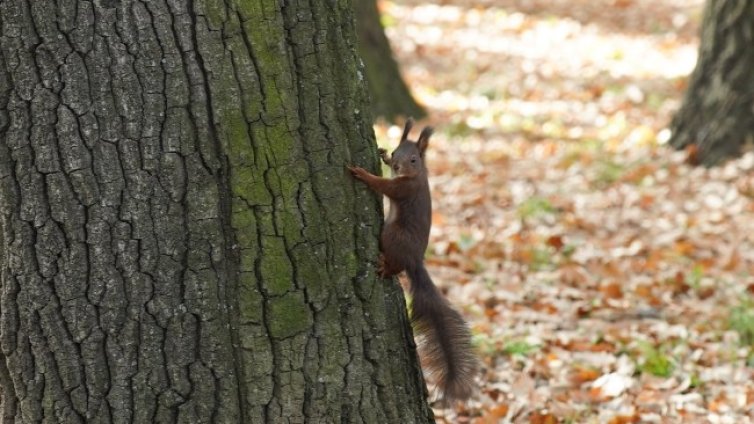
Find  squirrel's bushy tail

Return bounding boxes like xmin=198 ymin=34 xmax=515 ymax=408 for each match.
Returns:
xmin=407 ymin=264 xmax=477 ymax=402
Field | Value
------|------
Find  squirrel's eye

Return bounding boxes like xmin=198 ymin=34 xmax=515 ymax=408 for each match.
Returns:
xmin=411 ymin=156 xmax=417 ymax=163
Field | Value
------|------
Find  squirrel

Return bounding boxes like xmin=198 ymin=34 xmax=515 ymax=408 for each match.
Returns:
xmin=348 ymin=118 xmax=477 ymax=402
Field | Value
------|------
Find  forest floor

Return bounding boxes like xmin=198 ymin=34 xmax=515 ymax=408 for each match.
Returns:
xmin=377 ymin=0 xmax=754 ymax=423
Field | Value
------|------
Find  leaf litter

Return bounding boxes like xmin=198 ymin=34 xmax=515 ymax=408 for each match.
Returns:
xmin=374 ymin=0 xmax=754 ymax=422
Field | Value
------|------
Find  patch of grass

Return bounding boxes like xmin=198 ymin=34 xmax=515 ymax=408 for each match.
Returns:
xmin=728 ymin=297 xmax=754 ymax=346
xmin=457 ymin=233 xmax=478 ymax=252
xmin=483 ymin=277 xmax=498 ymax=290
xmin=561 ymin=243 xmax=577 ymax=259
xmin=471 ymin=260 xmax=486 ymax=274
xmin=481 ymin=87 xmax=500 ymax=101
xmin=646 ymin=92 xmax=667 ymax=112
xmin=637 ymin=342 xmax=674 ymax=377
xmin=531 ymin=246 xmax=554 ymax=271
xmin=595 ymin=159 xmax=625 ymax=186
xmin=380 ymin=14 xmax=396 ymax=28
xmin=503 ymin=340 xmax=539 ymax=357
xmin=689 ymin=372 xmax=703 ymax=389
xmin=445 ymin=120 xmax=475 ymax=138
xmin=687 ymin=264 xmax=705 ymax=290
xmin=517 ymin=196 xmax=556 ymax=220
xmin=609 ymin=48 xmax=625 ymax=60
xmin=579 ymin=139 xmax=605 ymax=151
xmin=471 ymin=333 xmax=497 ymax=356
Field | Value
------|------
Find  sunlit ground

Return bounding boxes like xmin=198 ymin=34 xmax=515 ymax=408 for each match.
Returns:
xmin=374 ymin=0 xmax=754 ymax=422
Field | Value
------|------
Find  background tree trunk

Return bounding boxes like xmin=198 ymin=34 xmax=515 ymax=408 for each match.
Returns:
xmin=669 ymin=0 xmax=754 ymax=165
xmin=355 ymin=0 xmax=426 ymax=122
xmin=0 ymin=1 xmax=433 ymax=422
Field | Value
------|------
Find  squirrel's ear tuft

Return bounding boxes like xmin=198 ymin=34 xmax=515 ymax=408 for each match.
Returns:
xmin=417 ymin=126 xmax=433 ymax=156
xmin=400 ymin=117 xmax=414 ymax=144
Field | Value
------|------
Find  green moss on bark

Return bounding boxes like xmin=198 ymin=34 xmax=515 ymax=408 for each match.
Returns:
xmin=267 ymin=293 xmax=312 ymax=339
xmin=259 ymin=237 xmax=294 ymax=296
xmin=196 ymin=0 xmax=227 ymax=30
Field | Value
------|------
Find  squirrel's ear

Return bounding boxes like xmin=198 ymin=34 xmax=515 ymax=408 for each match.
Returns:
xmin=400 ymin=117 xmax=414 ymax=144
xmin=417 ymin=126 xmax=433 ymax=156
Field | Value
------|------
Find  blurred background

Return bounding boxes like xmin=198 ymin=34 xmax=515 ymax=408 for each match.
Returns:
xmin=359 ymin=0 xmax=754 ymax=422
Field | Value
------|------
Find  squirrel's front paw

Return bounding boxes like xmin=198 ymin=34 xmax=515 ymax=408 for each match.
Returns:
xmin=377 ymin=148 xmax=391 ymax=164
xmin=347 ymin=165 xmax=368 ymax=180
xmin=377 ymin=254 xmax=397 ymax=278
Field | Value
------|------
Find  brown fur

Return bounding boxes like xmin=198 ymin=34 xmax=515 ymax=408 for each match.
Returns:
xmin=348 ymin=118 xmax=477 ymax=402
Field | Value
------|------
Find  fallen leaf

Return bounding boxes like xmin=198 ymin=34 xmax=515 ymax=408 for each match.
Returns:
xmin=592 ymin=373 xmax=634 ymax=398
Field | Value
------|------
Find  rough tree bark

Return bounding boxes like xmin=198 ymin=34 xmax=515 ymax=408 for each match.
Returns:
xmin=669 ymin=0 xmax=754 ymax=165
xmin=354 ymin=0 xmax=426 ymax=122
xmin=0 ymin=1 xmax=434 ymax=422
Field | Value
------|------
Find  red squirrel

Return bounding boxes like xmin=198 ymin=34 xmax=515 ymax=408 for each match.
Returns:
xmin=348 ymin=118 xmax=477 ymax=402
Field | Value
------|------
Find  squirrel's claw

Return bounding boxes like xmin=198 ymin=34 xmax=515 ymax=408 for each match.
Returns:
xmin=377 ymin=148 xmax=392 ymax=165
xmin=347 ymin=165 xmax=368 ymax=180
xmin=377 ymin=254 xmax=396 ymax=278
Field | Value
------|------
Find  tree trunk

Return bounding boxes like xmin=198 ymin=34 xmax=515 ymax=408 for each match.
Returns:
xmin=669 ymin=0 xmax=754 ymax=165
xmin=354 ymin=0 xmax=426 ymax=122
xmin=0 ymin=1 xmax=433 ymax=422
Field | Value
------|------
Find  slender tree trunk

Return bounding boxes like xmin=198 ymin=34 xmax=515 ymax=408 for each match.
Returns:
xmin=0 ymin=1 xmax=433 ymax=422
xmin=355 ymin=0 xmax=426 ymax=122
xmin=669 ymin=0 xmax=754 ymax=165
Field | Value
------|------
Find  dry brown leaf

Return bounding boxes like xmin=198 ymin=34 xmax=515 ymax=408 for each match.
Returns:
xmin=529 ymin=411 xmax=558 ymax=424
xmin=607 ymin=415 xmax=640 ymax=424
xmin=570 ymin=366 xmax=601 ymax=385
xmin=546 ymin=235 xmax=565 ymax=250
xmin=600 ymin=282 xmax=624 ymax=299
xmin=475 ymin=404 xmax=509 ymax=424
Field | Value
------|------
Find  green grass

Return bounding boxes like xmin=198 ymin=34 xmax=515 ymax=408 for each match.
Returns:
xmin=444 ymin=120 xmax=476 ymax=138
xmin=595 ymin=159 xmax=625 ymax=186
xmin=531 ymin=246 xmax=554 ymax=271
xmin=729 ymin=297 xmax=754 ymax=346
xmin=637 ymin=342 xmax=674 ymax=377
xmin=687 ymin=264 xmax=705 ymax=290
xmin=457 ymin=233 xmax=478 ymax=252
xmin=503 ymin=340 xmax=539 ymax=357
xmin=517 ymin=196 xmax=556 ymax=220
xmin=471 ymin=333 xmax=497 ymax=356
